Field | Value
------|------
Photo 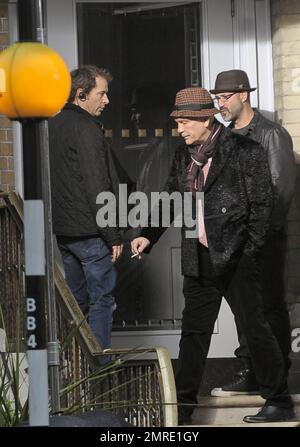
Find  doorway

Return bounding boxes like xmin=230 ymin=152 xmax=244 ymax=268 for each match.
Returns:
xmin=76 ymin=2 xmax=202 ymax=331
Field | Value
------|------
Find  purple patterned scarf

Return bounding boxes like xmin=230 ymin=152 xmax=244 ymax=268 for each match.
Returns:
xmin=185 ymin=123 xmax=222 ymax=195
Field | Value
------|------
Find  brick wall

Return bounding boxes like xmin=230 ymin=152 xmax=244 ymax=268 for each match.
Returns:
xmin=0 ymin=0 xmax=14 ymax=193
xmin=271 ymin=0 xmax=300 ymax=370
xmin=271 ymin=0 xmax=300 ymax=157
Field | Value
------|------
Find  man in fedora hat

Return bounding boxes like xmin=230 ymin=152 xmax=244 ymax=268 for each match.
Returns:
xmin=131 ymin=86 xmax=295 ymax=424
xmin=209 ymin=70 xmax=296 ymax=417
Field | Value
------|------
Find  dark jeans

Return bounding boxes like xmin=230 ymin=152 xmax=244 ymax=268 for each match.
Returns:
xmin=57 ymin=236 xmax=117 ymax=361
xmin=234 ymin=230 xmax=291 ymax=372
xmin=176 ymin=245 xmax=291 ymax=420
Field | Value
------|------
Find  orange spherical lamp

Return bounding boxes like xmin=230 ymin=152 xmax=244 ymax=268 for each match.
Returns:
xmin=0 ymin=42 xmax=70 ymax=119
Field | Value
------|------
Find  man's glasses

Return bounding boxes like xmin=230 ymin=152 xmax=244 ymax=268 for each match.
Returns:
xmin=213 ymin=92 xmax=237 ymax=104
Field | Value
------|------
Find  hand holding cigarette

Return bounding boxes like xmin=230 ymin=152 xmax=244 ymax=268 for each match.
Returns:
xmin=131 ymin=252 xmax=140 ymax=259
xmin=130 ymin=237 xmax=150 ymax=260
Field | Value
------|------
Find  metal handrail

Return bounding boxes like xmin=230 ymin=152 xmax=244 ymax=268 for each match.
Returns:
xmin=0 ymin=192 xmax=178 ymax=426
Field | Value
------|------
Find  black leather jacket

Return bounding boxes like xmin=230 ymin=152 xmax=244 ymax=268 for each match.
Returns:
xmin=234 ymin=110 xmax=296 ymax=232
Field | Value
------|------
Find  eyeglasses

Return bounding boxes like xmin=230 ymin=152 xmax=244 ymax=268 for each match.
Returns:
xmin=213 ymin=92 xmax=237 ymax=104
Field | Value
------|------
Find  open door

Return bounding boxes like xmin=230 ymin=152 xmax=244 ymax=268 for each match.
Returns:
xmin=77 ymin=2 xmax=202 ymax=334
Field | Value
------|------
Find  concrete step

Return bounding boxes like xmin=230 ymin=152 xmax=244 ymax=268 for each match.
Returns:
xmin=181 ymin=394 xmax=300 ymax=427
xmin=197 ymin=394 xmax=300 ymax=407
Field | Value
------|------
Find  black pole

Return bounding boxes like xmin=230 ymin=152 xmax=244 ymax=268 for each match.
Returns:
xmin=18 ymin=0 xmax=38 ymax=40
xmin=18 ymin=0 xmax=62 ymax=416
xmin=18 ymin=0 xmax=49 ymax=426
xmin=22 ymin=121 xmax=46 ymax=351
xmin=22 ymin=121 xmax=43 ymax=198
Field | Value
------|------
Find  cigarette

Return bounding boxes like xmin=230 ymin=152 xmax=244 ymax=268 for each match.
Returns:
xmin=131 ymin=253 xmax=140 ymax=258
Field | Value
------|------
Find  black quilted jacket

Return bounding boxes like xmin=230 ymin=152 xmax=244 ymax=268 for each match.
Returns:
xmin=141 ymin=125 xmax=274 ymax=277
xmin=49 ymin=103 xmax=124 ymax=247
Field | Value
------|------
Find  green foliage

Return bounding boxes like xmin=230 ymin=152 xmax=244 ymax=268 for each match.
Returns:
xmin=58 ymin=346 xmax=155 ymax=416
xmin=0 ymin=304 xmax=161 ymax=427
xmin=0 ymin=306 xmax=29 ymax=427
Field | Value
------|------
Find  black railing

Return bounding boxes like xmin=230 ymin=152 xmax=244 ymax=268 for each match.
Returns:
xmin=0 ymin=192 xmax=177 ymax=427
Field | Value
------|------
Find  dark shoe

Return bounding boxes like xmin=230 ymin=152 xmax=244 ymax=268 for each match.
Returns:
xmin=177 ymin=415 xmax=192 ymax=426
xmin=177 ymin=405 xmax=193 ymax=426
xmin=243 ymin=405 xmax=296 ymax=423
xmin=211 ymin=369 xmax=259 ymax=397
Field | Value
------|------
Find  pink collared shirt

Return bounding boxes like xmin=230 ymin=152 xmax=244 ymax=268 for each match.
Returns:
xmin=198 ymin=157 xmax=212 ymax=247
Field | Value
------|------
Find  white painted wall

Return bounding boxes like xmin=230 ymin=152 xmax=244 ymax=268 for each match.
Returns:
xmin=201 ymin=0 xmax=235 ymax=91
xmin=46 ymin=0 xmax=78 ymax=70
xmin=255 ymin=0 xmax=275 ymax=115
xmin=203 ymin=0 xmax=274 ymax=116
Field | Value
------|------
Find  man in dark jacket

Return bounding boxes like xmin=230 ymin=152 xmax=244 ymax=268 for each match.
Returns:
xmin=49 ymin=65 xmax=123 ymax=362
xmin=131 ymin=87 xmax=295 ymax=424
xmin=209 ymin=70 xmax=296 ymax=406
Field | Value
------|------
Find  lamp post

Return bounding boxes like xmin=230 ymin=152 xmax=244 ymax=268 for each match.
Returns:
xmin=0 ymin=33 xmax=70 ymax=427
xmin=17 ymin=0 xmax=63 ymax=417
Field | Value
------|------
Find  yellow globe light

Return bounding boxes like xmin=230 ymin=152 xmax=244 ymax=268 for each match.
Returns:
xmin=0 ymin=42 xmax=71 ymax=119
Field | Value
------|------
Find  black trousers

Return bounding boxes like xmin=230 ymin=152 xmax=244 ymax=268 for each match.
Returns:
xmin=234 ymin=230 xmax=291 ymax=372
xmin=175 ymin=245 xmax=291 ymax=420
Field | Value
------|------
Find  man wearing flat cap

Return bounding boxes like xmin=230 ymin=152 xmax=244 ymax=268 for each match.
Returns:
xmin=209 ymin=70 xmax=295 ymax=422
xmin=131 ymin=86 xmax=295 ymax=424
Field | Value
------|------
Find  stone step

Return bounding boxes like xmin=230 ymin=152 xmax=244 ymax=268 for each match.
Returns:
xmin=181 ymin=394 xmax=300 ymax=426
xmin=197 ymin=393 xmax=300 ymax=408
xmin=197 ymin=394 xmax=265 ymax=408
xmin=185 ymin=421 xmax=300 ymax=427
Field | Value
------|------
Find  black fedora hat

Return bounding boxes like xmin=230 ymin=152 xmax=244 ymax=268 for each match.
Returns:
xmin=210 ymin=70 xmax=256 ymax=94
